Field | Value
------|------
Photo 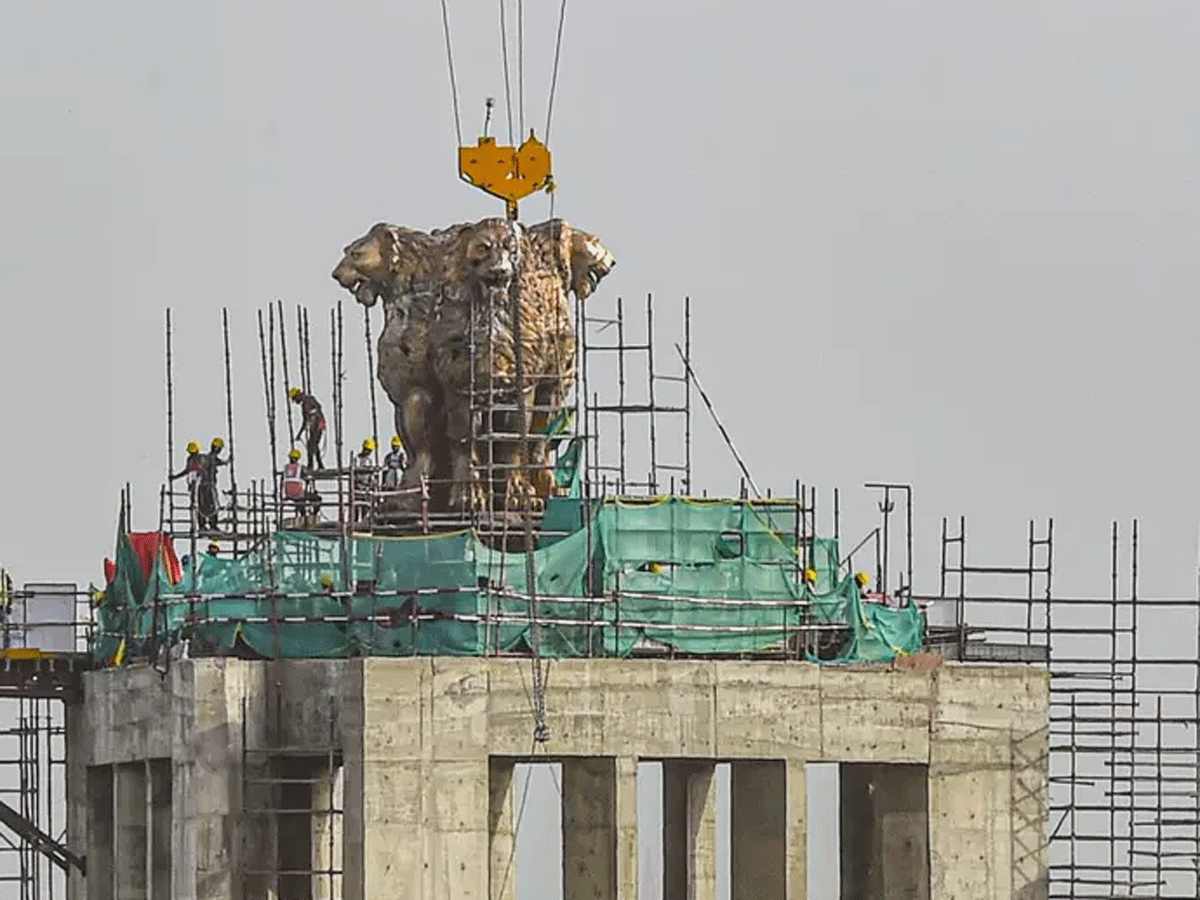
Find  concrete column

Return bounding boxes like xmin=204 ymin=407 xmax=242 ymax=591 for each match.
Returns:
xmin=148 ymin=760 xmax=172 ymax=900
xmin=662 ymin=761 xmax=716 ymax=900
xmin=615 ymin=757 xmax=639 ymax=900
xmin=562 ymin=757 xmax=618 ymax=900
xmin=488 ymin=758 xmax=516 ymax=900
xmin=313 ymin=763 xmax=344 ymax=900
xmin=349 ymin=659 xmax=493 ymax=900
xmin=114 ymin=762 xmax=147 ymax=900
xmin=341 ymin=661 xmax=365 ymax=900
xmin=87 ymin=765 xmax=114 ymax=900
xmin=785 ymin=761 xmax=807 ymax=900
xmin=730 ymin=761 xmax=786 ymax=900
xmin=839 ymin=763 xmax=929 ymax=900
xmin=176 ymin=658 xmax=265 ymax=900
xmin=67 ymin=705 xmax=88 ymax=900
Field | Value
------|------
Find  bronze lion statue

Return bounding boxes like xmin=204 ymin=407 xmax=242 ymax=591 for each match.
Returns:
xmin=332 ymin=217 xmax=614 ymax=515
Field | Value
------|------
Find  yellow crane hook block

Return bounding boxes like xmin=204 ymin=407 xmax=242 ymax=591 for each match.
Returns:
xmin=459 ymin=130 xmax=553 ymax=220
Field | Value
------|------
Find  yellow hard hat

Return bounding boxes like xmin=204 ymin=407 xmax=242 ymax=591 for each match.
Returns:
xmin=854 ymin=571 xmax=871 ymax=588
xmin=362 ymin=438 xmax=376 ymax=453
xmin=288 ymin=448 xmax=301 ymax=461
xmin=319 ymin=574 xmax=333 ymax=588
xmin=288 ymin=387 xmax=301 ymax=400
xmin=803 ymin=568 xmax=818 ymax=584
xmin=211 ymin=437 xmax=225 ymax=450
xmin=186 ymin=440 xmax=200 ymax=454
xmin=391 ymin=435 xmax=402 ymax=449
xmin=207 ymin=542 xmax=220 ymax=552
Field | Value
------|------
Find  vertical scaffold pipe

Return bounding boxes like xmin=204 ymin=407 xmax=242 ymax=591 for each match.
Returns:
xmin=333 ymin=304 xmax=350 ymax=589
xmin=277 ymin=300 xmax=296 ymax=451
xmin=222 ymin=308 xmax=239 ymax=553
xmin=257 ymin=309 xmax=280 ymax=523
xmin=165 ymin=309 xmax=175 ymax=522
xmin=301 ymin=305 xmax=314 ymax=395
xmin=363 ymin=306 xmax=380 ymax=465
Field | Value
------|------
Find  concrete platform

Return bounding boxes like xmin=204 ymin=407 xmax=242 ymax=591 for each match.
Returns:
xmin=70 ymin=657 xmax=1049 ymax=900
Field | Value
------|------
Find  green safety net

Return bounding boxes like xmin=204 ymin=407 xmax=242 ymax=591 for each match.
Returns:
xmin=94 ymin=497 xmax=924 ymax=666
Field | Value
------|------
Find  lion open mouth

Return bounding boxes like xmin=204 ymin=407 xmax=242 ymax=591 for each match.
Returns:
xmin=353 ymin=280 xmax=379 ymax=307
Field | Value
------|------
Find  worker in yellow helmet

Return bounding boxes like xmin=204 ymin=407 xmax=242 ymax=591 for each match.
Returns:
xmin=353 ymin=439 xmax=378 ymax=524
xmin=169 ymin=441 xmax=212 ymax=531
xmin=853 ymin=572 xmax=871 ymax=602
xmin=169 ymin=441 xmax=205 ymax=486
xmin=193 ymin=436 xmax=232 ymax=532
xmin=288 ymin=387 xmax=326 ymax=470
xmin=281 ymin=447 xmax=320 ymax=524
xmin=381 ymin=435 xmax=408 ymax=490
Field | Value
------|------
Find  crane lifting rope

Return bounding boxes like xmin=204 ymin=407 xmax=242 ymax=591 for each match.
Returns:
xmin=438 ymin=0 xmax=573 ymax=745
xmin=439 ymin=0 xmax=569 ymax=221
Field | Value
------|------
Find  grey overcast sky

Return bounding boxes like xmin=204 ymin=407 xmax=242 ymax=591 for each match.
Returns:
xmin=0 ymin=0 xmax=1197 ymax=896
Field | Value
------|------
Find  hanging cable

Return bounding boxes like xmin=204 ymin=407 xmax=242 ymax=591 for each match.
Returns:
xmin=544 ymin=0 xmax=569 ymax=143
xmin=498 ymin=0 xmax=515 ymax=145
xmin=495 ymin=739 xmax=539 ymax=900
xmin=517 ymin=0 xmax=525 ymax=137
xmin=439 ymin=0 xmax=464 ymax=146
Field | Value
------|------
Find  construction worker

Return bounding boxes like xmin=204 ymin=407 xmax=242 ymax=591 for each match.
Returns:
xmin=206 ymin=541 xmax=220 ymax=557
xmin=205 ymin=437 xmax=231 ymax=481
xmin=169 ymin=441 xmax=212 ymax=528
xmin=0 ymin=571 xmax=11 ymax=650
xmin=353 ymin=439 xmax=377 ymax=523
xmin=381 ymin=435 xmax=408 ymax=490
xmin=169 ymin=441 xmax=205 ymax=485
xmin=854 ymin=572 xmax=872 ymax=602
xmin=288 ymin=387 xmax=326 ymax=470
xmin=281 ymin=448 xmax=320 ymax=524
xmin=192 ymin=437 xmax=231 ymax=532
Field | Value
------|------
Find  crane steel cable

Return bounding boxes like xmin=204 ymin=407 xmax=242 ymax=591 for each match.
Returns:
xmin=439 ymin=0 xmax=464 ymax=146
xmin=544 ymin=0 xmax=569 ymax=142
xmin=517 ymin=0 xmax=525 ymax=136
xmin=498 ymin=0 xmax=516 ymax=144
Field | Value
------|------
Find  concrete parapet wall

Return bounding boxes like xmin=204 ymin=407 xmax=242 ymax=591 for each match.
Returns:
xmin=72 ymin=657 xmax=1048 ymax=900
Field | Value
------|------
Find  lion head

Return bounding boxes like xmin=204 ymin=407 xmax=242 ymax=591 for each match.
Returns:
xmin=457 ymin=218 xmax=521 ymax=289
xmin=566 ymin=227 xmax=615 ymax=300
xmin=331 ymin=223 xmax=402 ymax=308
